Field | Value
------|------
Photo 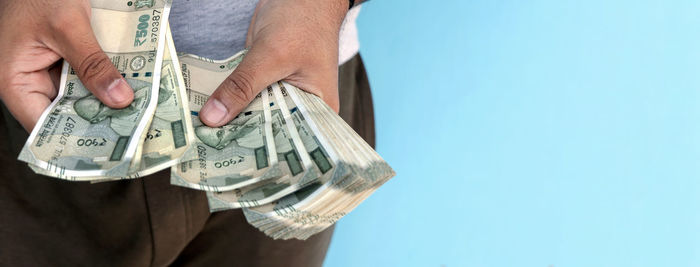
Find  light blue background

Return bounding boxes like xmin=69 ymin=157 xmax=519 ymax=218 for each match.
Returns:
xmin=325 ymin=1 xmax=700 ymax=266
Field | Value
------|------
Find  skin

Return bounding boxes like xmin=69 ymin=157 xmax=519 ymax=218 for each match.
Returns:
xmin=0 ymin=0 xmax=134 ymax=131
xmin=0 ymin=0 xmax=347 ymax=132
xmin=199 ymin=0 xmax=347 ymax=127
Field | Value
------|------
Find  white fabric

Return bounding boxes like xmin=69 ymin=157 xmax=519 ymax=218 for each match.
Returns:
xmin=338 ymin=6 xmax=362 ymax=65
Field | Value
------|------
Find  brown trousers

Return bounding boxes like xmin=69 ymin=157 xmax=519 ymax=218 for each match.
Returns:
xmin=0 ymin=54 xmax=374 ymax=267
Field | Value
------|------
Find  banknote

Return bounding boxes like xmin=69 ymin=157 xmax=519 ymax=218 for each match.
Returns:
xmin=241 ymin=83 xmax=395 ymax=240
xmin=242 ymin=82 xmax=349 ymax=238
xmin=27 ymin=26 xmax=196 ymax=181
xmin=134 ymin=26 xmax=196 ymax=176
xmin=170 ymin=52 xmax=282 ymax=191
xmin=18 ymin=0 xmax=172 ymax=178
xmin=276 ymin=82 xmax=332 ymax=187
xmin=246 ymin=183 xmax=374 ymax=240
xmin=206 ymin=85 xmax=320 ymax=209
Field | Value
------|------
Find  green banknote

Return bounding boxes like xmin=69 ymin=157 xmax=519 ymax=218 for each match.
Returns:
xmin=170 ymin=52 xmax=282 ymax=191
xmin=18 ymin=0 xmax=172 ymax=178
xmin=241 ymin=82 xmax=395 ymax=240
xmin=276 ymin=82 xmax=331 ymax=187
xmin=133 ymin=27 xmax=197 ymax=177
xmin=242 ymin=82 xmax=349 ymax=239
xmin=206 ymin=85 xmax=319 ymax=209
xmin=27 ymin=27 xmax=193 ymax=181
xmin=82 ymin=27 xmax=198 ymax=181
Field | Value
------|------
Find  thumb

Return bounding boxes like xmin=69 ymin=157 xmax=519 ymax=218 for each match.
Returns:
xmin=199 ymin=46 xmax=290 ymax=127
xmin=52 ymin=14 xmax=134 ymax=109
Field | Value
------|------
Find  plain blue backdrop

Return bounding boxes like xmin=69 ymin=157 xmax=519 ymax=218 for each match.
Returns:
xmin=325 ymin=1 xmax=700 ymax=266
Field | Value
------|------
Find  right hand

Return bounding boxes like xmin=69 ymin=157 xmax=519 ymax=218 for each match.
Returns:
xmin=0 ymin=0 xmax=134 ymax=132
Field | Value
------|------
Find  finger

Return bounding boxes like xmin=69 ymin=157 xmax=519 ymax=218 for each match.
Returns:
xmin=2 ymin=71 xmax=56 ymax=132
xmin=199 ymin=45 xmax=292 ymax=127
xmin=50 ymin=13 xmax=133 ymax=108
xmin=285 ymin=70 xmax=340 ymax=113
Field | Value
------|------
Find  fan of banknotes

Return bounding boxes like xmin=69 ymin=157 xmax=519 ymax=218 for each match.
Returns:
xmin=17 ymin=0 xmax=394 ymax=240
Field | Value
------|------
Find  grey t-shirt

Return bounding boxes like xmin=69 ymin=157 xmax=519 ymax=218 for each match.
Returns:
xmin=170 ymin=0 xmax=258 ymax=60
xmin=169 ymin=0 xmax=361 ymax=63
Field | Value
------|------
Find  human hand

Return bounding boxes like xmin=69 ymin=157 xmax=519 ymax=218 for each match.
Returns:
xmin=198 ymin=0 xmax=348 ymax=127
xmin=0 ymin=0 xmax=134 ymax=131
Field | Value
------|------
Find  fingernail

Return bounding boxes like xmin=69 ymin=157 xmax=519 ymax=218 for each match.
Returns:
xmin=201 ymin=98 xmax=228 ymax=125
xmin=106 ymin=79 xmax=132 ymax=104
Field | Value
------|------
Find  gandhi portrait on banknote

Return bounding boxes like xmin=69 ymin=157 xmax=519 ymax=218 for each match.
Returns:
xmin=195 ymin=117 xmax=259 ymax=150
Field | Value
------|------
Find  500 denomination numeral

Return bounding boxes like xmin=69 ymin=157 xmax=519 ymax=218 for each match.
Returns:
xmin=134 ymin=14 xmax=150 ymax=47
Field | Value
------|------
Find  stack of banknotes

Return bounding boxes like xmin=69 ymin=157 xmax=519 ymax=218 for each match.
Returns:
xmin=17 ymin=0 xmax=395 ymax=240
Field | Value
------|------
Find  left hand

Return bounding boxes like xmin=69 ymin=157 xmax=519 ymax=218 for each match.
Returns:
xmin=198 ymin=0 xmax=348 ymax=127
